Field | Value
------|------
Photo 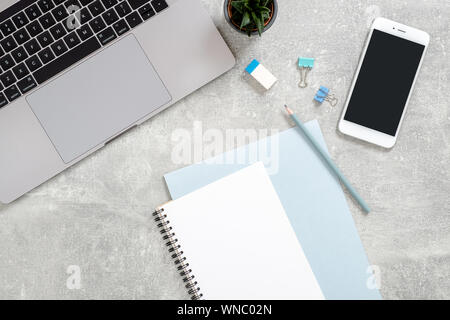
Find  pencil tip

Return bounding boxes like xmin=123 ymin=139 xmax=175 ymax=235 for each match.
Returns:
xmin=284 ymin=105 xmax=293 ymax=115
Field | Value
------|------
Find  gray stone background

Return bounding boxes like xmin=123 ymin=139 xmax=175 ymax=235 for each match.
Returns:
xmin=0 ymin=0 xmax=449 ymax=299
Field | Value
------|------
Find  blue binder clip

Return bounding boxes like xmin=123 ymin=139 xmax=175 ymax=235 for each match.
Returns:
xmin=298 ymin=57 xmax=314 ymax=88
xmin=314 ymin=86 xmax=338 ymax=106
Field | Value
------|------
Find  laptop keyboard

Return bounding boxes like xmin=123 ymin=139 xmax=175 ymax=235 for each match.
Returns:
xmin=0 ymin=0 xmax=169 ymax=108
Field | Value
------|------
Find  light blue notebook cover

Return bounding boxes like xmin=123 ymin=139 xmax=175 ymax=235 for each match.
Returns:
xmin=164 ymin=120 xmax=381 ymax=300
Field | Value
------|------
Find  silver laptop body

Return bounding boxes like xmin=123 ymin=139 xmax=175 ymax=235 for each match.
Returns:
xmin=0 ymin=0 xmax=235 ymax=203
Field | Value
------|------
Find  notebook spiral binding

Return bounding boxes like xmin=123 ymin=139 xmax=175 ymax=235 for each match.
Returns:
xmin=153 ymin=208 xmax=203 ymax=300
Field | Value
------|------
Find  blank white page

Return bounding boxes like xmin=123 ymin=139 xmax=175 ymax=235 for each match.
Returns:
xmin=161 ymin=162 xmax=324 ymax=300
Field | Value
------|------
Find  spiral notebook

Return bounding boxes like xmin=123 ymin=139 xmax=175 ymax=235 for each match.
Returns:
xmin=165 ymin=120 xmax=381 ymax=299
xmin=153 ymin=162 xmax=324 ymax=300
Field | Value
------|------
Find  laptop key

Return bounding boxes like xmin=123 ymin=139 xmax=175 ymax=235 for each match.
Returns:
xmin=33 ymin=36 xmax=101 ymax=84
xmin=88 ymin=1 xmax=106 ymax=17
xmin=38 ymin=47 xmax=55 ymax=64
xmin=125 ymin=12 xmax=142 ymax=29
xmin=112 ymin=19 xmax=129 ymax=36
xmin=64 ymin=32 xmax=81 ymax=49
xmin=128 ymin=0 xmax=147 ymax=10
xmin=0 ymin=54 xmax=15 ymax=71
xmin=13 ymin=63 xmax=30 ymax=80
xmin=1 ymin=71 xmax=17 ymax=88
xmin=1 ymin=36 xmax=18 ymax=52
xmin=39 ymin=13 xmax=57 ymax=29
xmin=11 ymin=46 xmax=28 ymax=63
xmin=78 ymin=8 xmax=93 ymax=25
xmin=0 ymin=93 xmax=8 ymax=108
xmin=26 ymin=55 xmax=43 ymax=72
xmin=51 ymin=39 xmax=68 ymax=56
xmin=76 ymin=24 xmax=94 ymax=41
xmin=138 ymin=4 xmax=155 ymax=21
xmin=90 ymin=17 xmax=106 ymax=33
xmin=27 ymin=20 xmax=44 ymax=37
xmin=13 ymin=28 xmax=31 ymax=45
xmin=37 ymin=30 xmax=54 ymax=47
xmin=0 ymin=20 xmax=17 ymax=36
xmin=50 ymin=23 xmax=67 ymax=40
xmin=97 ymin=26 xmax=116 ymax=45
xmin=52 ymin=5 xmax=69 ymax=22
xmin=115 ymin=2 xmax=132 ymax=17
xmin=102 ymin=9 xmax=119 ymax=25
xmin=101 ymin=0 xmax=118 ymax=9
xmin=25 ymin=4 xmax=43 ymax=21
xmin=24 ymin=38 xmax=41 ymax=55
xmin=151 ymin=0 xmax=168 ymax=13
xmin=17 ymin=75 xmax=38 ymax=94
xmin=4 ymin=85 xmax=21 ymax=102
xmin=12 ymin=12 xmax=29 ymax=29
xmin=38 ymin=0 xmax=55 ymax=13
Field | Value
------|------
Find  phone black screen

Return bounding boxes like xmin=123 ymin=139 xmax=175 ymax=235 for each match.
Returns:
xmin=344 ymin=30 xmax=425 ymax=136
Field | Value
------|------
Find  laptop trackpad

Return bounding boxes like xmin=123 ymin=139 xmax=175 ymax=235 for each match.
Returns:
xmin=27 ymin=35 xmax=171 ymax=163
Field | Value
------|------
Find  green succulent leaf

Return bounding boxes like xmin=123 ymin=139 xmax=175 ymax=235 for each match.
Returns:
xmin=231 ymin=1 xmax=244 ymax=14
xmin=251 ymin=11 xmax=263 ymax=36
xmin=240 ymin=11 xmax=251 ymax=29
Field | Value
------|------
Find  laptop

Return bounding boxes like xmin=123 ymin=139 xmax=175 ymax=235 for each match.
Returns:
xmin=0 ymin=0 xmax=235 ymax=203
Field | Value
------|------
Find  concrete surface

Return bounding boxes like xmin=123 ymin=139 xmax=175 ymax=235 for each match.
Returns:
xmin=0 ymin=0 xmax=449 ymax=300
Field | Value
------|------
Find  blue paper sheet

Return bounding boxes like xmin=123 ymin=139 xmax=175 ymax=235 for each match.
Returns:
xmin=164 ymin=120 xmax=381 ymax=300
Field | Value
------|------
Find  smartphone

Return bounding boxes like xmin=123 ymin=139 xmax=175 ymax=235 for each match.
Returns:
xmin=338 ymin=18 xmax=429 ymax=148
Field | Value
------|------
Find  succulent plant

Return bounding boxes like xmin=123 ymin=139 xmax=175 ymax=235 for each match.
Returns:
xmin=230 ymin=0 xmax=273 ymax=36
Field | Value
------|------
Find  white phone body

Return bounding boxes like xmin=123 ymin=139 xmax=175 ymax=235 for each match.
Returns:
xmin=338 ymin=17 xmax=429 ymax=148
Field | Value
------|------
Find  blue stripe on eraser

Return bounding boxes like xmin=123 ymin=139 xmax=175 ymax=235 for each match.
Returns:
xmin=245 ymin=59 xmax=260 ymax=74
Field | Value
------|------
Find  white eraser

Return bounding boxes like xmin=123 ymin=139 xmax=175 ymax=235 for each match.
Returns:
xmin=245 ymin=59 xmax=277 ymax=90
